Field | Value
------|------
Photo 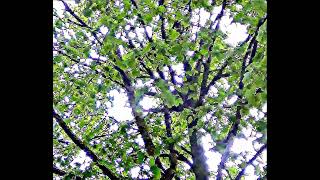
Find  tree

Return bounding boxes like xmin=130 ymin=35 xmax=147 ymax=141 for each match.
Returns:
xmin=53 ymin=0 xmax=267 ymax=179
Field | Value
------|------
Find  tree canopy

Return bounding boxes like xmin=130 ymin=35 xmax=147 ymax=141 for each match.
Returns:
xmin=53 ymin=0 xmax=267 ymax=179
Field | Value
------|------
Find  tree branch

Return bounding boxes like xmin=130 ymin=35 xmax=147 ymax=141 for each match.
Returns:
xmin=235 ymin=144 xmax=267 ymax=180
xmin=189 ymin=127 xmax=210 ymax=179
xmin=54 ymin=47 xmax=126 ymax=88
xmin=60 ymin=0 xmax=102 ymax=46
xmin=178 ymin=145 xmax=192 ymax=156
xmin=239 ymin=15 xmax=267 ymax=46
xmin=216 ymin=29 xmax=262 ymax=179
xmin=53 ymin=166 xmax=82 ymax=179
xmin=184 ymin=113 xmax=210 ymax=179
xmin=160 ymin=152 xmax=193 ymax=169
xmin=162 ymin=109 xmax=178 ymax=180
xmin=53 ymin=111 xmax=120 ymax=179
xmin=212 ymin=0 xmax=227 ymax=28
xmin=130 ymin=0 xmax=153 ymax=42
xmin=53 ymin=166 xmax=67 ymax=176
xmin=113 ymin=60 xmax=157 ymax=158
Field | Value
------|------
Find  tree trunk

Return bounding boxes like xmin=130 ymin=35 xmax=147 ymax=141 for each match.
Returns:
xmin=190 ymin=130 xmax=209 ymax=180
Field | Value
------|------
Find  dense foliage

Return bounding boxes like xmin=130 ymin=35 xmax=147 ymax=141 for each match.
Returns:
xmin=53 ymin=0 xmax=267 ymax=179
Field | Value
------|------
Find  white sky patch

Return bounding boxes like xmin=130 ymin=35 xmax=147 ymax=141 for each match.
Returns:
xmin=262 ymin=103 xmax=267 ymax=113
xmin=135 ymin=79 xmax=144 ymax=88
xmin=116 ymin=32 xmax=122 ymax=39
xmin=64 ymin=96 xmax=70 ymax=103
xmin=125 ymin=25 xmax=131 ymax=30
xmin=191 ymin=9 xmax=200 ymax=24
xmin=187 ymin=51 xmax=195 ymax=56
xmin=244 ymin=165 xmax=259 ymax=180
xmin=249 ymin=108 xmax=259 ymax=119
xmin=171 ymin=63 xmax=184 ymax=74
xmin=128 ymin=31 xmax=136 ymax=38
xmin=135 ymin=27 xmax=145 ymax=41
xmin=100 ymin=26 xmax=109 ymax=35
xmin=210 ymin=6 xmax=223 ymax=21
xmin=258 ymin=111 xmax=265 ymax=119
xmin=140 ymin=96 xmax=158 ymax=110
xmin=171 ymin=63 xmax=184 ymax=85
xmin=199 ymin=8 xmax=211 ymax=26
xmin=143 ymin=164 xmax=150 ymax=170
xmin=110 ymin=123 xmax=119 ymax=132
xmin=227 ymin=95 xmax=238 ymax=105
xmin=90 ymin=50 xmax=99 ymax=58
xmin=231 ymin=138 xmax=255 ymax=154
xmin=146 ymin=26 xmax=153 ymax=38
xmin=208 ymin=7 xmax=248 ymax=47
xmin=70 ymin=150 xmax=92 ymax=171
xmin=241 ymin=126 xmax=253 ymax=138
xmin=96 ymin=100 xmax=101 ymax=108
xmin=135 ymin=135 xmax=145 ymax=147
xmin=130 ymin=166 xmax=141 ymax=178
xmin=107 ymin=89 xmax=134 ymax=121
xmin=118 ymin=45 xmax=125 ymax=55
xmin=206 ymin=151 xmax=222 ymax=172
xmin=261 ymin=150 xmax=267 ymax=164
xmin=208 ymin=86 xmax=219 ymax=97
xmin=219 ymin=12 xmax=233 ymax=32
xmin=53 ymin=1 xmax=65 ymax=18
xmin=224 ymin=23 xmax=248 ymax=47
xmin=201 ymin=134 xmax=222 ymax=172
xmin=221 ymin=78 xmax=231 ymax=90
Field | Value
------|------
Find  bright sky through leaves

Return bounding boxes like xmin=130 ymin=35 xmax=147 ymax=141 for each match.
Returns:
xmin=53 ymin=0 xmax=267 ymax=179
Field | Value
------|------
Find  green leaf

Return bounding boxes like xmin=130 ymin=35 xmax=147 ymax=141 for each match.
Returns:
xmin=82 ymin=171 xmax=93 ymax=178
xmin=55 ymin=20 xmax=63 ymax=29
xmin=255 ymin=120 xmax=266 ymax=132
xmin=200 ymin=49 xmax=208 ymax=55
xmin=53 ymin=55 xmax=63 ymax=63
xmin=158 ymin=5 xmax=166 ymax=13
xmin=166 ymin=137 xmax=175 ymax=144
xmin=144 ymin=14 xmax=153 ymax=23
xmin=74 ymin=107 xmax=81 ymax=115
xmin=83 ymin=8 xmax=93 ymax=17
xmin=142 ymin=43 xmax=152 ymax=54
xmin=79 ymin=119 xmax=86 ymax=128
xmin=149 ymin=157 xmax=155 ymax=166
xmin=64 ymin=118 xmax=71 ymax=124
xmin=215 ymin=143 xmax=227 ymax=153
xmin=132 ymin=69 xmax=140 ymax=77
xmin=228 ymin=167 xmax=238 ymax=177
xmin=155 ymin=146 xmax=161 ymax=156
xmin=99 ymin=16 xmax=110 ymax=26
xmin=137 ymin=151 xmax=144 ymax=164
xmin=169 ymin=29 xmax=179 ymax=40
xmin=150 ymin=165 xmax=161 ymax=179
xmin=116 ymin=60 xmax=127 ymax=70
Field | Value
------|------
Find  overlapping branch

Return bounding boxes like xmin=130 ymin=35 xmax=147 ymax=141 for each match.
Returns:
xmin=53 ymin=111 xmax=120 ymax=179
xmin=234 ymin=144 xmax=267 ymax=180
xmin=53 ymin=166 xmax=82 ymax=179
xmin=162 ymin=109 xmax=178 ymax=179
xmin=54 ymin=1 xmax=267 ymax=179
xmin=60 ymin=0 xmax=102 ymax=46
xmin=216 ymin=24 xmax=263 ymax=179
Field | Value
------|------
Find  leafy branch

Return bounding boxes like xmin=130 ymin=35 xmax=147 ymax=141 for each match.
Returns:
xmin=53 ymin=110 xmax=120 ymax=179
